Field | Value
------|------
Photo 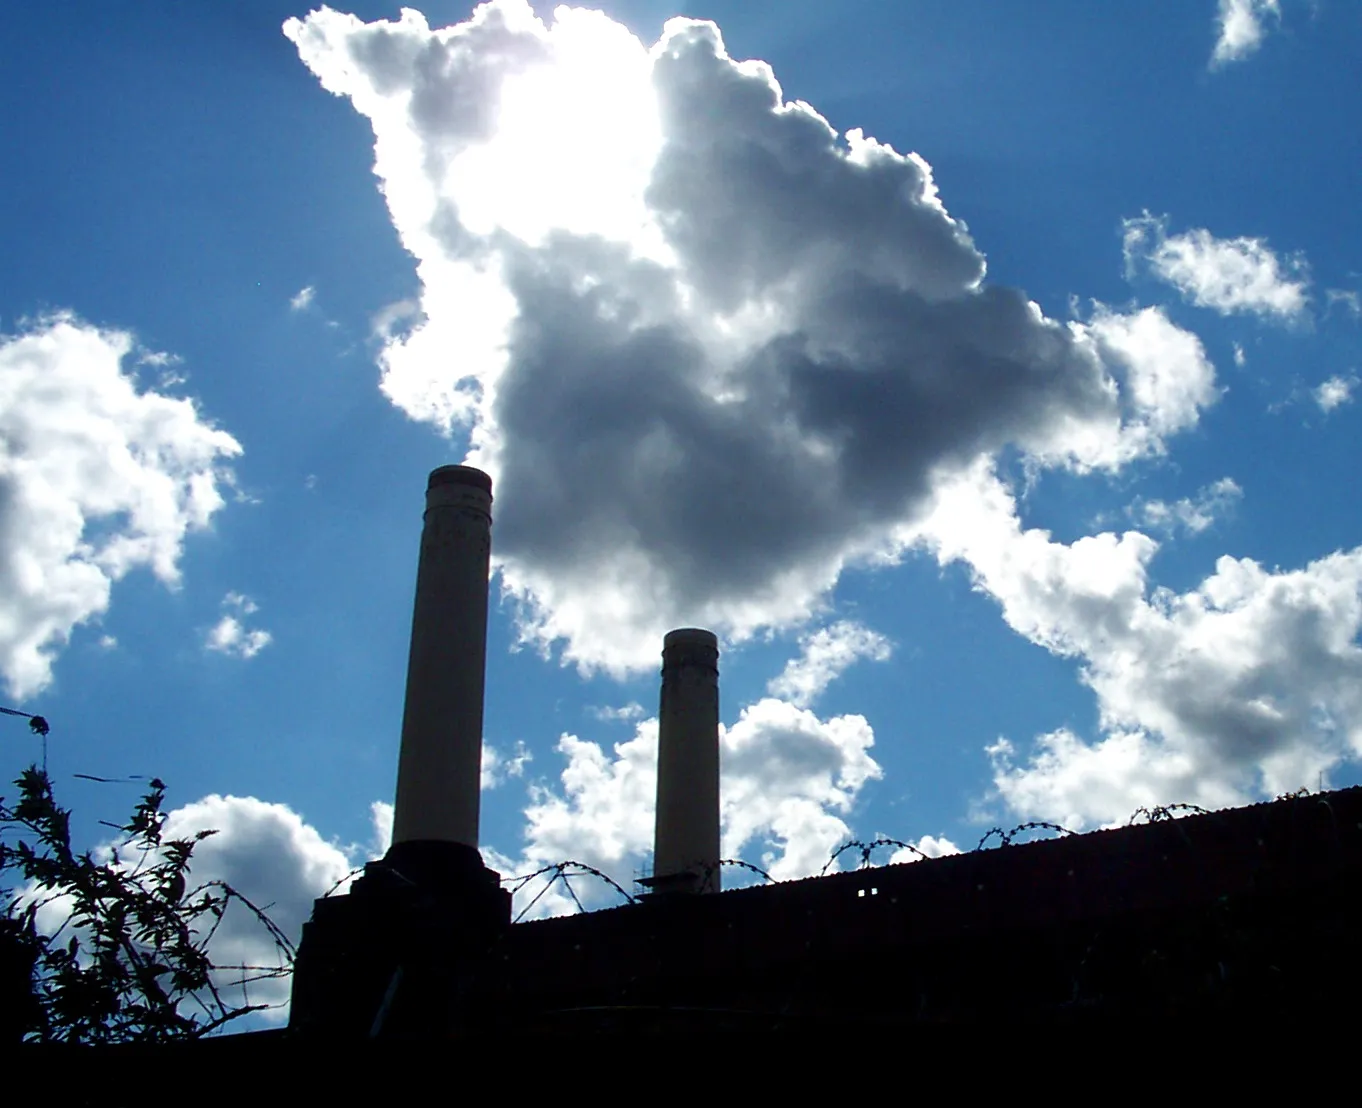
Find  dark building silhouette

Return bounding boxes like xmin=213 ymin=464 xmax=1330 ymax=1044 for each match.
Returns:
xmin=285 ymin=467 xmax=1362 ymax=1035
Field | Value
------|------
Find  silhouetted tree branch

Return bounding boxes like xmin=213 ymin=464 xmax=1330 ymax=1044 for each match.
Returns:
xmin=0 ymin=760 xmax=294 ymax=1043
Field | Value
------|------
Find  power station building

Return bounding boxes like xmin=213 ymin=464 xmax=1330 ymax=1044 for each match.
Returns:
xmin=285 ymin=465 xmax=1362 ymax=1034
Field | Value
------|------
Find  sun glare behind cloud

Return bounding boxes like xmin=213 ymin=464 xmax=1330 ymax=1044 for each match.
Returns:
xmin=448 ymin=6 xmax=663 ymax=249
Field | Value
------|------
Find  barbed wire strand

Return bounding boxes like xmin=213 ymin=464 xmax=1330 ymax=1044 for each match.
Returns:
xmin=309 ymin=793 xmax=1289 ymax=938
xmin=822 ymin=837 xmax=929 ymax=876
xmin=322 ymin=867 xmax=366 ymax=899
xmin=512 ymin=869 xmax=563 ymax=924
xmin=504 ymin=863 xmax=561 ymax=897
xmin=504 ymin=860 xmax=644 ymax=922
xmin=558 ymin=872 xmax=587 ymax=916
xmin=719 ymin=858 xmax=773 ymax=883
xmin=1127 ymin=803 xmax=1210 ymax=825
xmin=975 ymin=821 xmax=1075 ymax=851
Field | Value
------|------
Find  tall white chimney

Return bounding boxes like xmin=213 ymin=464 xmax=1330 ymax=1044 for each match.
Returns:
xmin=647 ymin=628 xmax=721 ymax=895
xmin=391 ymin=464 xmax=492 ymax=853
xmin=288 ymin=464 xmax=505 ymax=1038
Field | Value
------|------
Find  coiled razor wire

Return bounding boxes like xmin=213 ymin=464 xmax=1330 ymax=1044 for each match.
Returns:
xmin=263 ymin=794 xmax=1355 ymax=927
xmin=718 ymin=858 xmax=774 ymax=884
xmin=506 ymin=861 xmax=639 ymax=923
xmin=821 ymin=838 xmax=930 ymax=876
xmin=683 ymin=858 xmax=776 ymax=889
xmin=503 ymin=857 xmax=777 ymax=921
xmin=498 ymin=798 xmax=1263 ymax=920
xmin=975 ymin=821 xmax=1076 ymax=850
xmin=1127 ymin=803 xmax=1210 ymax=824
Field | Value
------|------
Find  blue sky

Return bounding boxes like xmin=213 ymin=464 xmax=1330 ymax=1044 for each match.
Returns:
xmin=3 ymin=0 xmax=1361 ymax=1016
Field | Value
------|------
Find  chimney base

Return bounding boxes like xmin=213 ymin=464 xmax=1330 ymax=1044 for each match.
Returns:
xmin=288 ymin=847 xmax=509 ymax=1038
xmin=357 ymin=840 xmax=503 ymax=897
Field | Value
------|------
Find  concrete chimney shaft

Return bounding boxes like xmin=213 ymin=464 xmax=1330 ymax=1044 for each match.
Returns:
xmin=287 ymin=464 xmax=503 ymax=1037
xmin=651 ymin=628 xmax=721 ymax=894
xmin=391 ymin=465 xmax=492 ymax=851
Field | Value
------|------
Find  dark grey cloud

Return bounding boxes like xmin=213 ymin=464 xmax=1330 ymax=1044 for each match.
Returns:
xmin=489 ymin=239 xmax=1114 ymax=620
xmin=290 ymin=4 xmax=1216 ymax=669
xmin=648 ymin=21 xmax=984 ymax=309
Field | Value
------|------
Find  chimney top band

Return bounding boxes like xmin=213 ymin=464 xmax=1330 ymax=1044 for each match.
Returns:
xmin=662 ymin=628 xmax=719 ymax=669
xmin=428 ymin=465 xmax=492 ymax=495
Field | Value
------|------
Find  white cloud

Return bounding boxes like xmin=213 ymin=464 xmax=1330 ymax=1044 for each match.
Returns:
xmin=205 ymin=593 xmax=272 ymax=660
xmin=223 ymin=473 xmax=260 ymax=506
xmin=1211 ymin=0 xmax=1281 ymax=67
xmin=288 ymin=4 xmax=1217 ymax=676
xmin=370 ymin=299 xmax=420 ymax=343
xmin=18 ymin=793 xmax=356 ymax=1026
xmin=0 ymin=314 xmax=242 ymax=699
xmin=1124 ymin=212 xmax=1308 ymax=320
xmin=1326 ymin=289 xmax=1361 ymax=318
xmin=510 ymin=722 xmax=657 ymax=890
xmin=364 ymin=744 xmax=531 ymax=863
xmin=911 ymin=460 xmax=1362 ymax=829
xmin=767 ymin=620 xmax=892 ymax=708
xmin=369 ymin=800 xmax=393 ymax=858
xmin=722 ymin=699 xmax=882 ymax=880
xmin=481 ymin=739 xmax=531 ymax=788
xmin=136 ymin=349 xmax=183 ymax=369
xmin=206 ymin=618 xmax=271 ymax=659
xmin=1128 ymin=476 xmax=1242 ymax=536
xmin=1233 ymin=342 xmax=1247 ymax=367
xmin=289 ymin=286 xmax=316 ymax=311
xmin=222 ymin=591 xmax=257 ymax=615
xmin=154 ymin=795 xmax=353 ymax=1019
xmin=1314 ymin=374 xmax=1357 ymax=413
xmin=489 ymin=695 xmax=882 ymax=917
xmin=886 ymin=835 xmax=961 ymax=865
xmin=587 ymin=701 xmax=646 ymax=722
xmin=1057 ymin=304 xmax=1219 ymax=467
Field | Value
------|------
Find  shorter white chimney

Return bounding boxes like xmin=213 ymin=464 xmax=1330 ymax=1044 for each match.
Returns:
xmin=645 ymin=628 xmax=721 ymax=895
